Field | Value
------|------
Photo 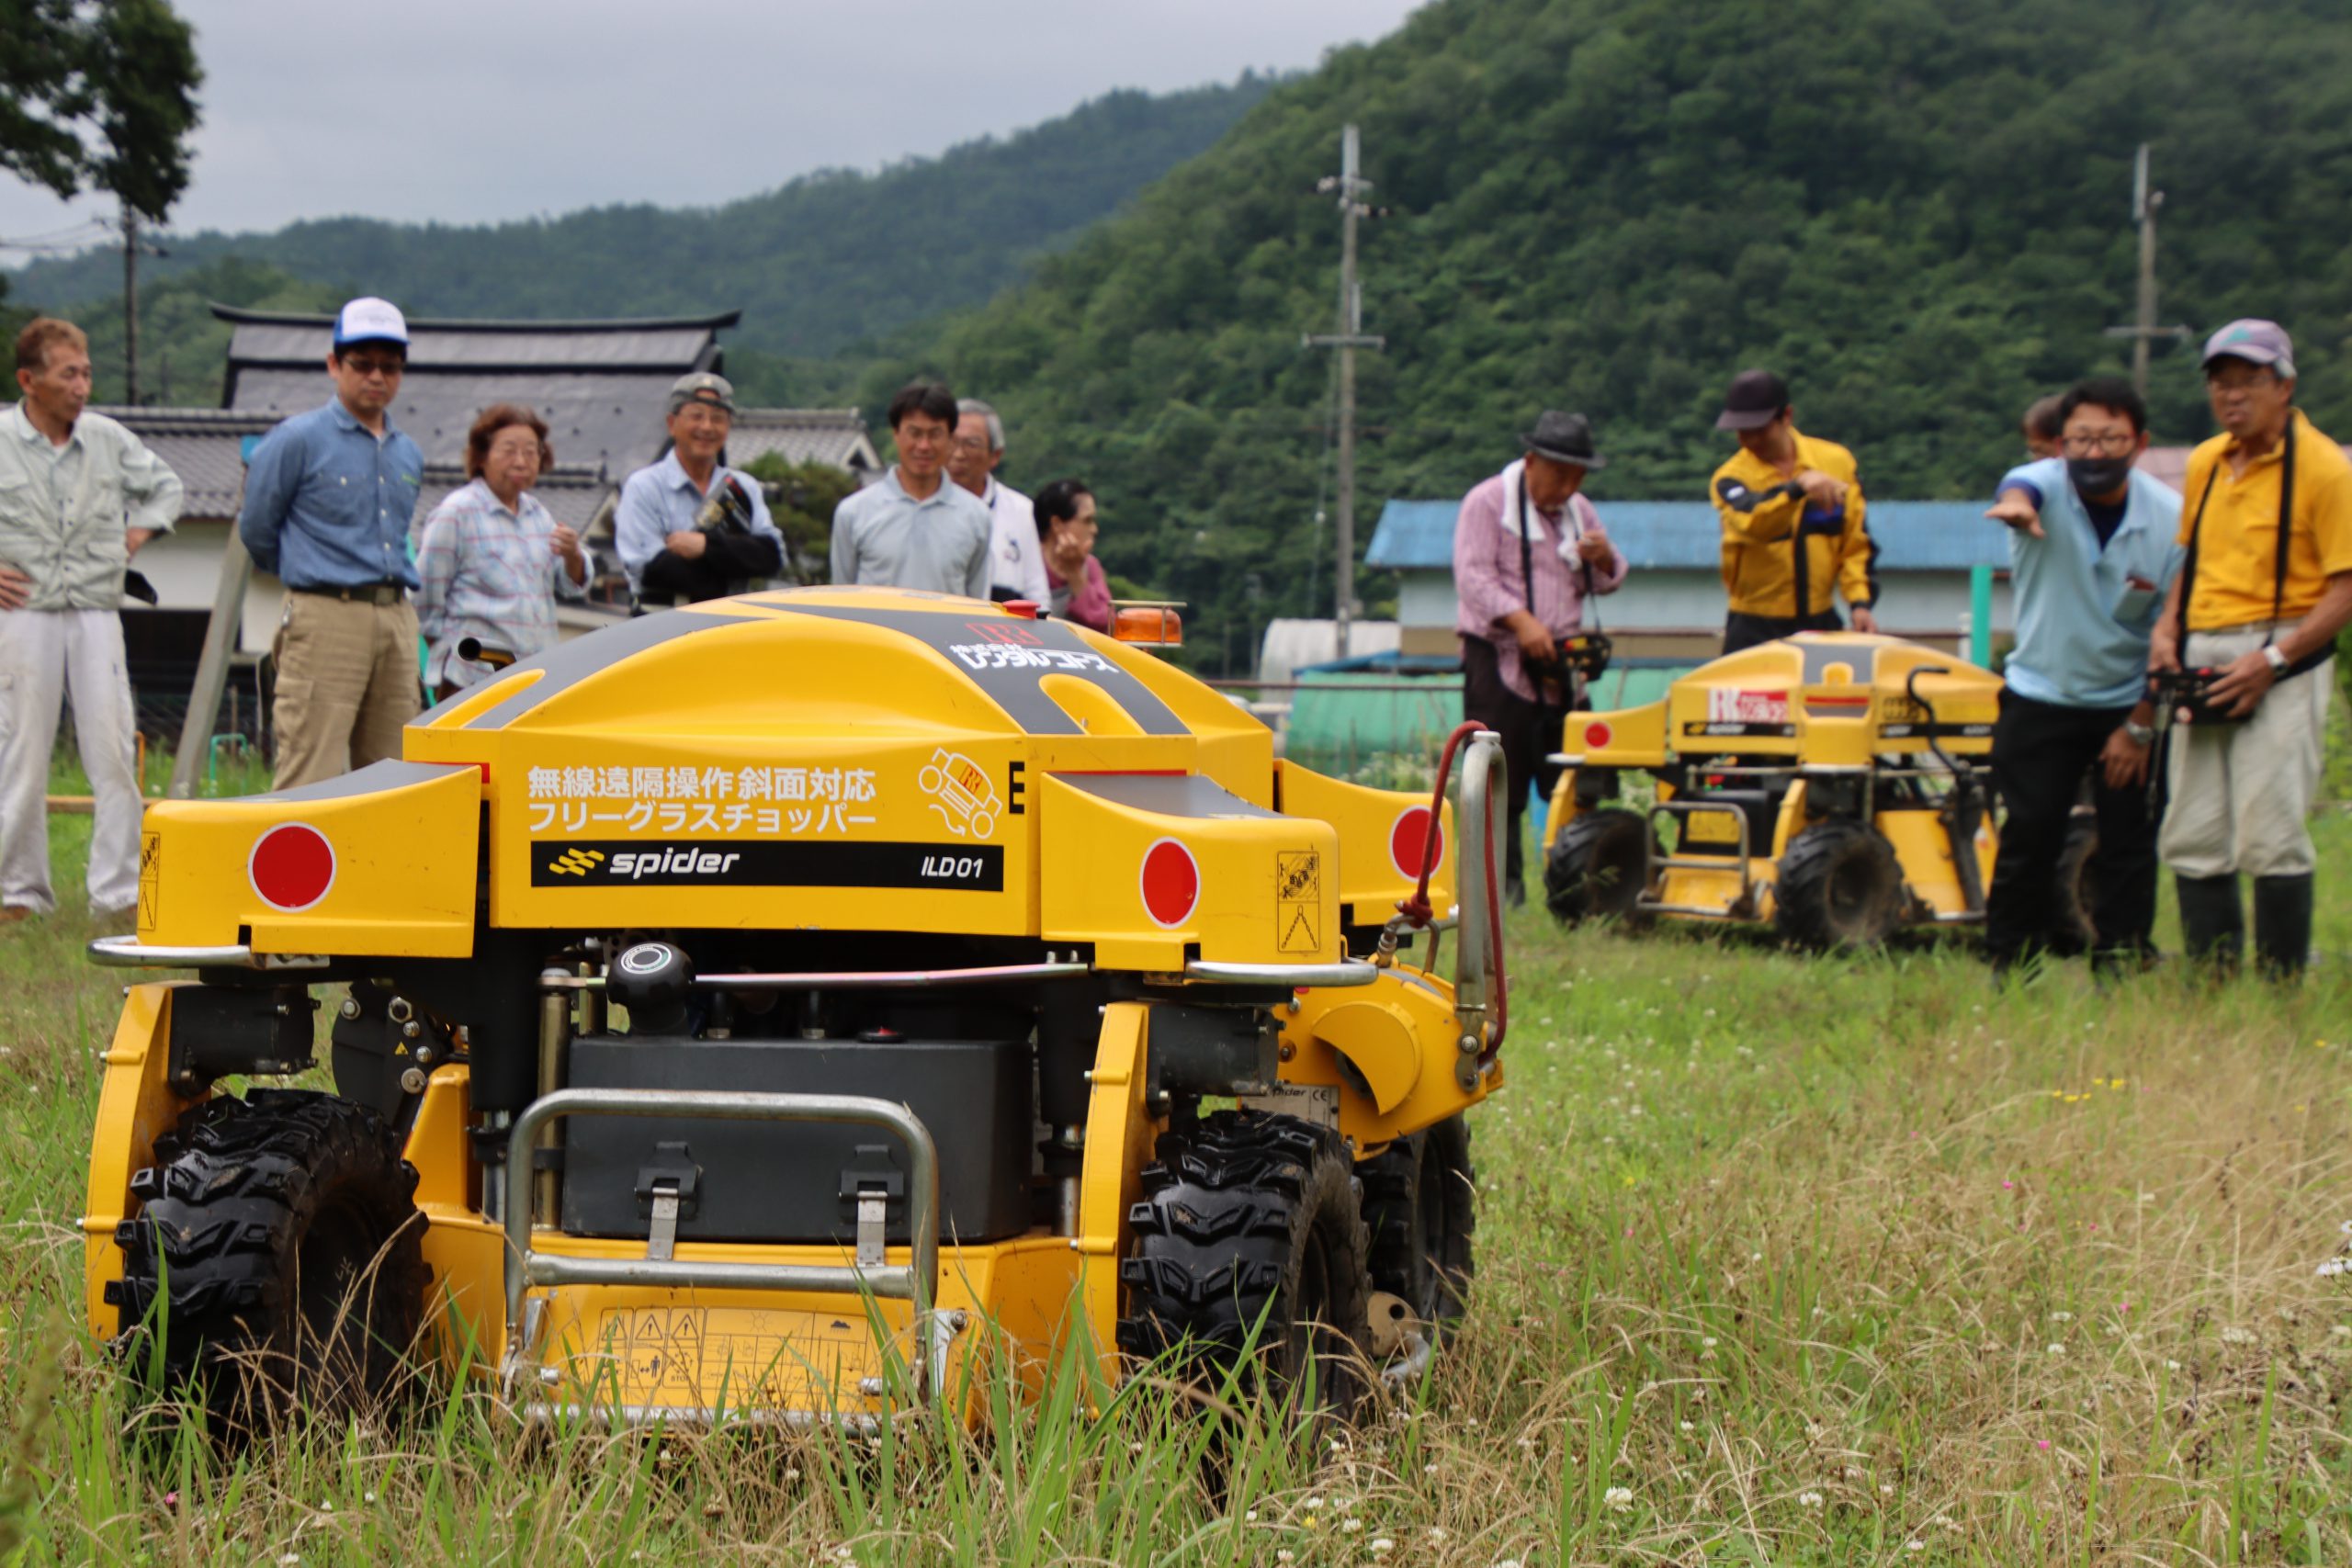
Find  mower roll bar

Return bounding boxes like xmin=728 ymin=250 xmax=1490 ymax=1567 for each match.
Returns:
xmin=503 ymin=1088 xmax=944 ymax=1398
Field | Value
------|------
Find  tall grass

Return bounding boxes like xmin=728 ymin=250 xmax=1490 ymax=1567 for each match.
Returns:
xmin=0 ymin=806 xmax=2346 ymax=1563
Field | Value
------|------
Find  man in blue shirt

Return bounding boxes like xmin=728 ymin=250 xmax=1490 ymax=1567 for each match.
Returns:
xmin=613 ymin=371 xmax=785 ymax=606
xmin=1980 ymin=377 xmax=2183 ymax=971
xmin=238 ymin=297 xmax=426 ymax=790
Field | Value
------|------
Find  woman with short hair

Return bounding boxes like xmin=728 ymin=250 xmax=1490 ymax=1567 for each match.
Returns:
xmin=416 ymin=404 xmax=587 ymax=698
xmin=1033 ymin=478 xmax=1112 ymax=631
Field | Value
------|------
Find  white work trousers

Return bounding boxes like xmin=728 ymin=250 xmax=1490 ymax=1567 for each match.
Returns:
xmin=2158 ymin=622 xmax=2335 ymax=880
xmin=0 ymin=608 xmax=142 ymax=914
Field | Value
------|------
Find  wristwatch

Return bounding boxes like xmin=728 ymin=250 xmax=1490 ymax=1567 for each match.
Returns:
xmin=2122 ymin=719 xmax=2155 ymax=746
xmin=2262 ymin=644 xmax=2290 ymax=673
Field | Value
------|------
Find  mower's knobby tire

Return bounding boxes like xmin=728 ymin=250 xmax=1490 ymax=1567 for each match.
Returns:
xmin=1773 ymin=819 xmax=1905 ymax=951
xmin=110 ymin=1089 xmax=428 ymax=1434
xmin=2051 ymin=810 xmax=2099 ymax=956
xmin=1361 ymin=1114 xmax=1476 ymax=1334
xmin=1117 ymin=1110 xmax=1374 ymax=1416
xmin=1544 ymin=807 xmax=1653 ymax=924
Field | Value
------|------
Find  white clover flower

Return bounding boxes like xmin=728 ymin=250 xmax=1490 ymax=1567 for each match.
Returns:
xmin=278 ymin=1557 xmax=300 ymax=1567
xmin=1245 ymin=1510 xmax=1258 ymax=1523
xmin=2048 ymin=1311 xmax=2073 ymax=1323
xmin=1604 ymin=1486 xmax=1634 ymax=1512
xmin=1276 ymin=1553 xmax=1295 ymax=1565
xmin=1880 ymin=1483 xmax=1895 ymax=1496
xmin=2221 ymin=1325 xmax=2258 ymax=1345
xmin=1679 ymin=1420 xmax=1696 ymax=1433
xmin=2046 ymin=1343 xmax=2066 ymax=1356
xmin=1341 ymin=1518 xmax=1363 ymax=1535
xmin=2165 ymin=1359 xmax=2182 ymax=1370
xmin=1702 ymin=1337 xmax=1718 ymax=1348
xmin=1427 ymin=1526 xmax=1448 ymax=1540
xmin=1371 ymin=1539 xmax=1395 ymax=1554
xmin=1798 ymin=1491 xmax=1825 ymax=1509
xmin=2331 ymin=1325 xmax=2351 ymax=1339
xmin=1906 ymin=1540 xmax=1925 ymax=1553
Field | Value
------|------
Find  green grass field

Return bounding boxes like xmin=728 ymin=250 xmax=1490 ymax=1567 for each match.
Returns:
xmin=2 ymin=800 xmax=2348 ymax=1565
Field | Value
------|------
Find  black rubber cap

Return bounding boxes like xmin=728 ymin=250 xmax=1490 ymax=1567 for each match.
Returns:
xmin=609 ymin=942 xmax=695 ymax=1033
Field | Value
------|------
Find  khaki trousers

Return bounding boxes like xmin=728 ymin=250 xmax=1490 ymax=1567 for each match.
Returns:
xmin=0 ymin=608 xmax=143 ymax=914
xmin=270 ymin=592 xmax=421 ymax=791
xmin=2158 ymin=622 xmax=2334 ymax=879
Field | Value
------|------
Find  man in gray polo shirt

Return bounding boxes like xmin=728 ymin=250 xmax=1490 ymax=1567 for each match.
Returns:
xmin=830 ymin=381 xmax=991 ymax=598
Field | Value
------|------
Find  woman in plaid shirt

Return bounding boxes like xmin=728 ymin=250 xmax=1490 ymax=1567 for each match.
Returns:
xmin=416 ymin=404 xmax=588 ymax=698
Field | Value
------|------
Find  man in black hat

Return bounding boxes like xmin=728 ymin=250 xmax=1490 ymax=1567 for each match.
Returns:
xmin=1709 ymin=368 xmax=1878 ymax=653
xmin=1452 ymin=410 xmax=1627 ymax=905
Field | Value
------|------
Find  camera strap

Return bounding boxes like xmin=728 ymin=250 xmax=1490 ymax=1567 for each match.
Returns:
xmin=1517 ymin=481 xmax=1601 ymax=633
xmin=2174 ymin=416 xmax=2329 ymax=680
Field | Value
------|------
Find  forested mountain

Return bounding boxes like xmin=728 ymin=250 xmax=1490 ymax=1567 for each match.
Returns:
xmin=6 ymin=77 xmax=1275 ymax=364
xmin=831 ymin=0 xmax=2352 ymax=666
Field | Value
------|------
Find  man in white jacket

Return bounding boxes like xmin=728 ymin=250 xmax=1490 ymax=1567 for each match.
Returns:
xmin=0 ymin=317 xmax=183 ymax=923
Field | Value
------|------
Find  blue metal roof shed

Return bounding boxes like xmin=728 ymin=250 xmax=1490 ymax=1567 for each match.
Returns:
xmin=1366 ymin=500 xmax=2012 ymax=573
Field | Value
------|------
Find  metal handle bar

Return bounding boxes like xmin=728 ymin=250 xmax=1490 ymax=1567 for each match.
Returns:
xmin=504 ymin=1088 xmax=942 ymax=1393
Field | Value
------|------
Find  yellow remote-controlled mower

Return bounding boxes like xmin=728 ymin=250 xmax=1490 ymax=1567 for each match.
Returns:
xmin=83 ymin=588 xmax=1511 ymax=1432
xmin=1538 ymin=633 xmax=2003 ymax=949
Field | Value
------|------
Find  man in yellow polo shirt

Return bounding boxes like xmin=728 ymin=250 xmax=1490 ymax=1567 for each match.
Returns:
xmin=1709 ymin=369 xmax=1880 ymax=653
xmin=2150 ymin=319 xmax=2352 ymax=978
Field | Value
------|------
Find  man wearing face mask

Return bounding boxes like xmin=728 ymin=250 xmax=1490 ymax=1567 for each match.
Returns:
xmin=1981 ymin=377 xmax=2181 ymax=972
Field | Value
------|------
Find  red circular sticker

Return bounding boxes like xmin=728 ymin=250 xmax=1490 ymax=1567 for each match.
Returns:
xmin=1390 ymin=806 xmax=1443 ymax=879
xmin=1583 ymin=721 xmax=1614 ymax=750
xmin=249 ymin=823 xmax=335 ymax=912
xmin=1138 ymin=838 xmax=1200 ymax=928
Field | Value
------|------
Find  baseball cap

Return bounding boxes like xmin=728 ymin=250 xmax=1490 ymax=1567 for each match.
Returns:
xmin=333 ymin=297 xmax=409 ymax=350
xmin=2200 ymin=318 xmax=2296 ymax=380
xmin=668 ymin=370 xmax=737 ymax=415
xmin=1715 ymin=368 xmax=1791 ymax=431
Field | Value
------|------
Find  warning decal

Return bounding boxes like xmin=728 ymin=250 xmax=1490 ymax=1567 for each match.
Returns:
xmin=138 ymin=831 xmax=161 ymax=930
xmin=1275 ymin=850 xmax=1322 ymax=954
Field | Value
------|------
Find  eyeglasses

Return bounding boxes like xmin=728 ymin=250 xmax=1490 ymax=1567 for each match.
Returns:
xmin=949 ymin=435 xmax=991 ymax=453
xmin=2060 ymin=433 xmax=2136 ymax=457
xmin=339 ymin=355 xmax=404 ymax=378
xmin=2207 ymin=367 xmax=2279 ymax=393
xmin=488 ymin=437 xmax=543 ymax=460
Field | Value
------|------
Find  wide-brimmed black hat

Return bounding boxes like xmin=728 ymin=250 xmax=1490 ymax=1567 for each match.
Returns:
xmin=1520 ymin=410 xmax=1605 ymax=469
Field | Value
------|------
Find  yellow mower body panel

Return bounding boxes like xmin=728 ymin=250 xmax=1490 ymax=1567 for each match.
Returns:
xmin=86 ymin=588 xmax=1506 ymax=1429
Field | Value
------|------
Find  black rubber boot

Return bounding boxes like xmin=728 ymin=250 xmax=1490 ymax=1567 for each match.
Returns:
xmin=2174 ymin=874 xmax=2244 ymax=973
xmin=2252 ymin=874 xmax=2314 ymax=980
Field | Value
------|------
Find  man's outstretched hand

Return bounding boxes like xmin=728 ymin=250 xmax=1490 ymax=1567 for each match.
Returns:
xmin=1984 ymin=490 xmax=2045 ymax=539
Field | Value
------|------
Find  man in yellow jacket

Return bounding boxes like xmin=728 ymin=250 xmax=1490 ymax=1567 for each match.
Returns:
xmin=1708 ymin=369 xmax=1879 ymax=653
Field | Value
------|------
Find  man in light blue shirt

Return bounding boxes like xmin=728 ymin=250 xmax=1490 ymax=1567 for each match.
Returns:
xmin=1979 ymin=376 xmax=2183 ymax=971
xmin=829 ymin=380 xmax=991 ymax=599
xmin=614 ymin=371 xmax=785 ymax=606
xmin=237 ymin=297 xmax=427 ymax=789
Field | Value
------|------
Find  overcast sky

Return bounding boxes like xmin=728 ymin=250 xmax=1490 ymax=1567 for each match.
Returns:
xmin=0 ymin=0 xmax=1422 ymax=252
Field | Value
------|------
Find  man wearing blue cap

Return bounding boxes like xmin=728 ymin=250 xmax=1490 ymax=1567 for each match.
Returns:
xmin=239 ymin=297 xmax=426 ymax=789
xmin=2149 ymin=319 xmax=2352 ymax=978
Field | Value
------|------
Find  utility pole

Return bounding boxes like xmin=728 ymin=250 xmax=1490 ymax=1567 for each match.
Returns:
xmin=122 ymin=205 xmax=140 ymax=405
xmin=2104 ymin=144 xmax=2188 ymax=396
xmin=1303 ymin=125 xmax=1384 ymax=660
xmin=119 ymin=204 xmax=169 ymax=406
